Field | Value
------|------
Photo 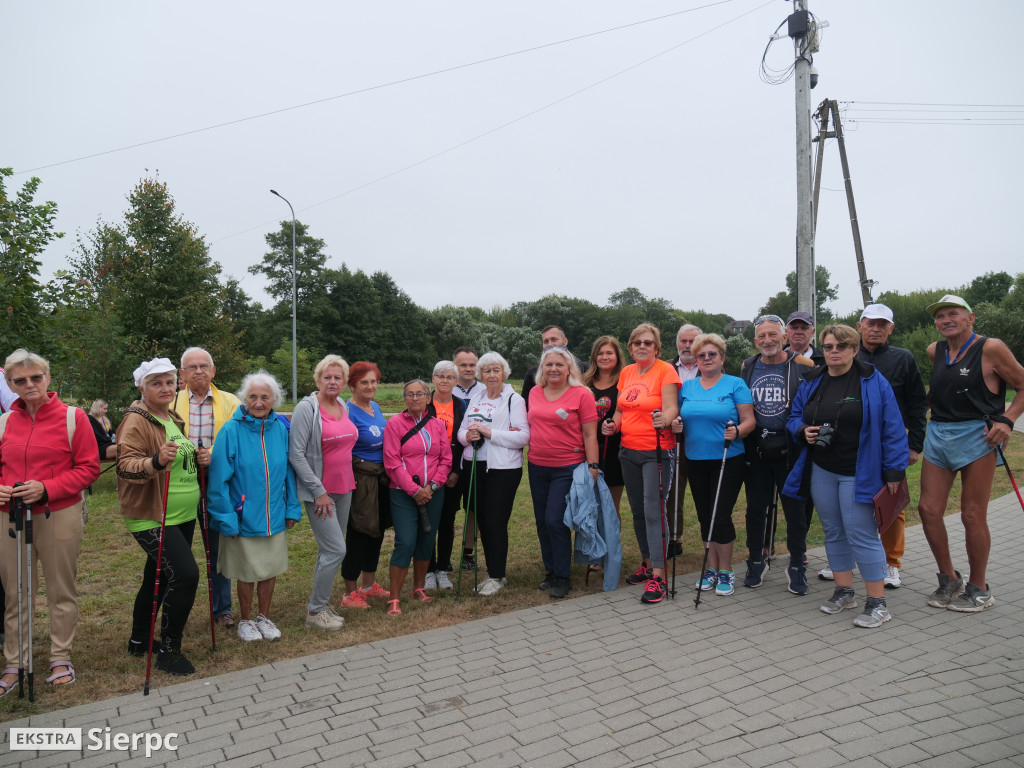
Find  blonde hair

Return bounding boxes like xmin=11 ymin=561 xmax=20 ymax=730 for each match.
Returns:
xmin=819 ymin=324 xmax=860 ymax=348
xmin=314 ymin=355 xmax=349 ymax=386
xmin=627 ymin=324 xmax=662 ymax=357
xmin=4 ymin=349 xmax=50 ymax=379
xmin=535 ymin=347 xmax=583 ymax=388
xmin=691 ymin=333 xmax=727 ymax=362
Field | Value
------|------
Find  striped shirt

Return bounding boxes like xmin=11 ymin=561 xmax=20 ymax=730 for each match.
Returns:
xmin=186 ymin=388 xmax=215 ymax=448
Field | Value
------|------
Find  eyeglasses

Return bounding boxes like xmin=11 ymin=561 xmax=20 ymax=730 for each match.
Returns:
xmin=11 ymin=374 xmax=46 ymax=387
xmin=404 ymin=392 xmax=430 ymax=399
xmin=822 ymin=343 xmax=850 ymax=353
xmin=183 ymin=364 xmax=212 ymax=373
xmin=632 ymin=339 xmax=656 ymax=347
xmin=434 ymin=375 xmax=457 ymax=382
xmin=696 ymin=352 xmax=719 ymax=361
xmin=754 ymin=314 xmax=784 ymax=327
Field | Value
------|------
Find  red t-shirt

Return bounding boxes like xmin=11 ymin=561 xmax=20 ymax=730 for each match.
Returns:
xmin=616 ymin=360 xmax=680 ymax=451
xmin=527 ymin=386 xmax=598 ymax=467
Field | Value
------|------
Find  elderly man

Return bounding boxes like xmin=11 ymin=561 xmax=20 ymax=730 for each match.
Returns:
xmin=740 ymin=315 xmax=814 ymax=593
xmin=520 ymin=326 xmax=585 ymax=408
xmin=786 ymin=311 xmax=825 ymax=366
xmin=918 ymin=295 xmax=1024 ymax=612
xmin=671 ymin=325 xmax=702 ymax=383
xmin=853 ymin=304 xmax=927 ymax=589
xmin=172 ymin=347 xmax=241 ymax=629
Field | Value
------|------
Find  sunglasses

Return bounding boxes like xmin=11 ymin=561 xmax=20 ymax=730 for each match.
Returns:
xmin=11 ymin=374 xmax=46 ymax=387
xmin=696 ymin=352 xmax=719 ymax=361
xmin=632 ymin=339 xmax=656 ymax=347
xmin=822 ymin=343 xmax=850 ymax=353
xmin=754 ymin=314 xmax=784 ymax=327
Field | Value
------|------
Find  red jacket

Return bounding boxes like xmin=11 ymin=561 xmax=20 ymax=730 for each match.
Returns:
xmin=0 ymin=392 xmax=101 ymax=514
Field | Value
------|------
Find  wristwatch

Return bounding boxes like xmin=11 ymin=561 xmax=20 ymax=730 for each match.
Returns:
xmin=588 ymin=463 xmax=600 ymax=470
xmin=429 ymin=481 xmax=440 ymax=492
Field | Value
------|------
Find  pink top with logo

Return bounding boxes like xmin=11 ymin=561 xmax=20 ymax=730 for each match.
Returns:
xmin=320 ymin=408 xmax=358 ymax=494
xmin=527 ymin=386 xmax=598 ymax=467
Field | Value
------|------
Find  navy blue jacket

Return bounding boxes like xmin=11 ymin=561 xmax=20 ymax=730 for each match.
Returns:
xmin=783 ymin=359 xmax=909 ymax=504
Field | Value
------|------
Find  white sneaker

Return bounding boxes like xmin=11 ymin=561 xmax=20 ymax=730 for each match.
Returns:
xmin=475 ymin=576 xmax=507 ymax=596
xmin=436 ymin=571 xmax=454 ymax=590
xmin=305 ymin=609 xmax=344 ymax=631
xmin=884 ymin=565 xmax=902 ymax=589
xmin=424 ymin=571 xmax=438 ymax=591
xmin=255 ymin=614 xmax=281 ymax=641
xmin=237 ymin=619 xmax=262 ymax=642
xmin=818 ymin=568 xmax=834 ymax=581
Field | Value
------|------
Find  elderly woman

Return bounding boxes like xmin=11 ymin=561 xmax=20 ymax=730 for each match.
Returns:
xmin=289 ymin=355 xmax=358 ymax=630
xmin=457 ymin=352 xmax=529 ymax=596
xmin=340 ymin=361 xmax=392 ymax=607
xmin=583 ymin=335 xmax=626 ymax=514
xmin=116 ymin=357 xmax=210 ymax=676
xmin=784 ymin=324 xmax=909 ymax=628
xmin=209 ymin=372 xmax=301 ymax=641
xmin=602 ymin=324 xmax=680 ymax=604
xmin=425 ymin=360 xmax=467 ymax=591
xmin=0 ymin=350 xmax=100 ymax=695
xmin=383 ymin=379 xmax=453 ymax=614
xmin=528 ymin=346 xmax=599 ymax=598
xmin=675 ymin=333 xmax=755 ymax=597
xmin=89 ymin=399 xmax=117 ymax=461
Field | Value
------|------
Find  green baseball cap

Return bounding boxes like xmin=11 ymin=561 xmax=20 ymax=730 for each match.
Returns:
xmin=926 ymin=294 xmax=973 ymax=317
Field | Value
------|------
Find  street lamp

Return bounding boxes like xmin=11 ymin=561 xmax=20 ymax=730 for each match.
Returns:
xmin=269 ymin=189 xmax=297 ymax=405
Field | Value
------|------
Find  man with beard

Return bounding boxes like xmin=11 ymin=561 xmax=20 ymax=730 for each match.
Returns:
xmin=672 ymin=325 xmax=702 ymax=383
xmin=740 ymin=315 xmax=814 ymax=593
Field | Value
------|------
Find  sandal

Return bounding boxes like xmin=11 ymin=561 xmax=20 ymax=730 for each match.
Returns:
xmin=412 ymin=588 xmax=433 ymax=603
xmin=47 ymin=661 xmax=76 ymax=687
xmin=586 ymin=564 xmax=603 ymax=585
xmin=387 ymin=599 xmax=402 ymax=616
xmin=0 ymin=667 xmax=20 ymax=698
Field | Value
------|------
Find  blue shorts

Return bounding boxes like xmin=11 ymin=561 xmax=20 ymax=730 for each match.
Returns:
xmin=924 ymin=420 xmax=994 ymax=471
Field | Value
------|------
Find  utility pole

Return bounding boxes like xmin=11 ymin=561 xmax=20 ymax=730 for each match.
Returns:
xmin=791 ymin=0 xmax=816 ymax=324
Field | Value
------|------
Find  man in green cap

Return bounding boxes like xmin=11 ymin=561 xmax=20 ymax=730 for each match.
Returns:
xmin=918 ymin=295 xmax=1024 ymax=612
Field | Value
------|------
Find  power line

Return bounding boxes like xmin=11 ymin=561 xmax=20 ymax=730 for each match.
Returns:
xmin=15 ymin=0 xmax=743 ymax=175
xmin=214 ymin=0 xmax=775 ymax=250
xmin=841 ymin=100 xmax=1024 ymax=108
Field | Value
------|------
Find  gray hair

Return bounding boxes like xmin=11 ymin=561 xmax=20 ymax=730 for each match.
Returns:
xmin=403 ymin=379 xmax=430 ymax=394
xmin=432 ymin=360 xmax=457 ymax=377
xmin=237 ymin=370 xmax=285 ymax=408
xmin=535 ymin=347 xmax=583 ymax=388
xmin=4 ymin=349 xmax=50 ymax=379
xmin=476 ymin=351 xmax=511 ymax=379
xmin=677 ymin=324 xmax=702 ymax=338
xmin=180 ymin=347 xmax=213 ymax=368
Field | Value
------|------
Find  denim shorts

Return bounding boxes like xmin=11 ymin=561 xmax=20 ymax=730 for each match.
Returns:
xmin=924 ymin=420 xmax=994 ymax=471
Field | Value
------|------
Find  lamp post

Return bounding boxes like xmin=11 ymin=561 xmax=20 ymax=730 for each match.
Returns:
xmin=270 ymin=189 xmax=297 ymax=405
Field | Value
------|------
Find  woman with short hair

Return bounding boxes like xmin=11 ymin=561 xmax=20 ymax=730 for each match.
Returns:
xmin=288 ymin=355 xmax=359 ymax=629
xmin=0 ymin=350 xmax=100 ymax=695
xmin=457 ymin=352 xmax=529 ymax=596
xmin=425 ymin=360 xmax=466 ymax=590
xmin=209 ymin=372 xmax=301 ymax=641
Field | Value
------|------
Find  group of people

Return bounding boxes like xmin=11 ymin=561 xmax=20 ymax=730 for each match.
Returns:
xmin=0 ymin=293 xmax=1021 ymax=697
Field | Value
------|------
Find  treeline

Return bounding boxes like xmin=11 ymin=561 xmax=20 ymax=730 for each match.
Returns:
xmin=4 ymin=170 xmax=1022 ymax=409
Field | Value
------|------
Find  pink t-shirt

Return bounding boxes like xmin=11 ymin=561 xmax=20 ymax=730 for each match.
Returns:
xmin=320 ymin=408 xmax=358 ymax=494
xmin=527 ymin=386 xmax=598 ymax=467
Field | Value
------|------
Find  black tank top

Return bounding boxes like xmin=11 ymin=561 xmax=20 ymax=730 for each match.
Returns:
xmin=929 ymin=337 xmax=1006 ymax=423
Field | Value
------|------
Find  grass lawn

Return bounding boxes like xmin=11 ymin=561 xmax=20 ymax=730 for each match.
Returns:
xmin=1 ymin=426 xmax=1020 ymax=721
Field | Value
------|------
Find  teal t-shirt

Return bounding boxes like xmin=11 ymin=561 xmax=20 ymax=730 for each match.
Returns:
xmin=125 ymin=417 xmax=200 ymax=533
xmin=679 ymin=375 xmax=752 ymax=461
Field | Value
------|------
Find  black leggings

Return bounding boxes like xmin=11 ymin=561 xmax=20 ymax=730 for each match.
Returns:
xmin=131 ymin=519 xmax=199 ymax=647
xmin=341 ymin=526 xmax=385 ymax=582
xmin=688 ymin=455 xmax=746 ymax=545
xmin=466 ymin=463 xmax=522 ymax=580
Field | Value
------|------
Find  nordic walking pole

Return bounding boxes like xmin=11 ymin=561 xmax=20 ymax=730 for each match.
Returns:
xmin=10 ymin=491 xmax=25 ymax=699
xmin=768 ymin=484 xmax=779 ymax=563
xmin=670 ymin=432 xmax=681 ymax=598
xmin=986 ymin=418 xmax=1024 ymax=512
xmin=144 ymin=469 xmax=172 ymax=695
xmin=23 ymin=497 xmax=35 ymax=702
xmin=197 ymin=438 xmax=216 ymax=653
xmin=695 ymin=425 xmax=733 ymax=609
xmin=652 ymin=412 xmax=669 ymax=597
xmin=456 ymin=448 xmax=477 ymax=602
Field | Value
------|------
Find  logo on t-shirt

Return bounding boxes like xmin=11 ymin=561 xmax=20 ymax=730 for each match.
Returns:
xmin=369 ymin=424 xmax=382 ymax=438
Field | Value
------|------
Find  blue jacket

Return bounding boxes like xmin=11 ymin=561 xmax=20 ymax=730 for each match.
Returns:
xmin=564 ymin=462 xmax=622 ymax=591
xmin=783 ymin=359 xmax=909 ymax=504
xmin=208 ymin=406 xmax=302 ymax=538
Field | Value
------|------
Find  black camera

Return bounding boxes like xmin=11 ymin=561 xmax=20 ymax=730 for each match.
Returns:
xmin=816 ymin=423 xmax=834 ymax=449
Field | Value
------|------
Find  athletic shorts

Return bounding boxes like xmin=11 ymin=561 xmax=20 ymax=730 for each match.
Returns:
xmin=924 ymin=419 xmax=994 ymax=471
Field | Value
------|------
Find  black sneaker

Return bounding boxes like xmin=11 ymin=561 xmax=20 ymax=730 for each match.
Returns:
xmin=626 ymin=563 xmax=653 ymax=585
xmin=640 ymin=575 xmax=667 ymax=604
xmin=787 ymin=565 xmax=809 ymax=595
xmin=538 ymin=572 xmax=554 ymax=590
xmin=550 ymin=576 xmax=571 ymax=599
xmin=127 ymin=638 xmax=157 ymax=657
xmin=156 ymin=648 xmax=195 ymax=676
xmin=743 ymin=559 xmax=769 ymax=588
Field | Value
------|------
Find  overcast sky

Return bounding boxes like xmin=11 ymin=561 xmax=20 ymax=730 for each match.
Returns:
xmin=7 ymin=1 xmax=1023 ymax=322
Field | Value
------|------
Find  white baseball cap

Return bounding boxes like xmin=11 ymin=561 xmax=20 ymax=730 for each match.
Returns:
xmin=860 ymin=303 xmax=894 ymax=323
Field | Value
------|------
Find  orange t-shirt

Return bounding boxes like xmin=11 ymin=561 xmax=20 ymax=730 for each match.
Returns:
xmin=616 ymin=360 xmax=680 ymax=451
xmin=433 ymin=399 xmax=455 ymax=441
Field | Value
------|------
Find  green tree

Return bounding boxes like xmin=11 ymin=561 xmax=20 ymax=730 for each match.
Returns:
xmin=245 ymin=340 xmax=316 ymax=400
xmin=975 ymin=272 xmax=1024 ymax=365
xmin=758 ymin=265 xmax=839 ymax=323
xmin=0 ymin=168 xmax=64 ymax=352
xmin=964 ymin=271 xmax=1014 ymax=310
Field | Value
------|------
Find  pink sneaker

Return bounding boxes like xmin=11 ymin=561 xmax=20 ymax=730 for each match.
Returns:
xmin=340 ymin=592 xmax=370 ymax=609
xmin=361 ymin=583 xmax=390 ymax=600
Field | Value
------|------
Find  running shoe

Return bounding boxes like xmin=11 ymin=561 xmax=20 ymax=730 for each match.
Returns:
xmin=255 ymin=614 xmax=281 ymax=641
xmin=820 ymin=586 xmax=857 ymax=614
xmin=340 ymin=592 xmax=370 ymax=609
xmin=787 ymin=565 xmax=809 ymax=596
xmin=818 ymin=568 xmax=834 ymax=581
xmin=361 ymin=583 xmax=390 ymax=600
xmin=461 ymin=555 xmax=478 ymax=571
xmin=695 ymin=569 xmax=719 ymax=591
xmin=853 ymin=597 xmax=892 ymax=628
xmin=947 ymin=582 xmax=995 ymax=612
xmin=883 ymin=565 xmax=902 ymax=589
xmin=538 ymin=572 xmax=555 ymax=590
xmin=436 ymin=571 xmax=454 ymax=590
xmin=626 ymin=563 xmax=653 ymax=585
xmin=743 ymin=559 xmax=769 ymax=588
xmin=640 ymin=575 xmax=668 ymax=603
xmin=475 ymin=576 xmax=506 ymax=596
xmin=715 ymin=571 xmax=735 ymax=596
xmin=305 ymin=610 xmax=344 ymax=631
xmin=237 ymin=619 xmax=262 ymax=642
xmin=926 ymin=571 xmax=964 ymax=608
xmin=424 ymin=571 xmax=438 ymax=591
xmin=550 ymin=576 xmax=572 ymax=599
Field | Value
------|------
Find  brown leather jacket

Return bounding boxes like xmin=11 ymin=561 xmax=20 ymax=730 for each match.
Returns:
xmin=115 ymin=402 xmax=187 ymax=522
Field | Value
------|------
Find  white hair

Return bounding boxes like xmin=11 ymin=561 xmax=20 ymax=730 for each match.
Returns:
xmin=237 ymin=370 xmax=284 ymax=408
xmin=4 ymin=349 xmax=50 ymax=378
xmin=677 ymin=324 xmax=702 ymax=337
xmin=180 ymin=347 xmax=213 ymax=368
xmin=433 ymin=360 xmax=457 ymax=377
xmin=476 ymin=351 xmax=511 ymax=379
